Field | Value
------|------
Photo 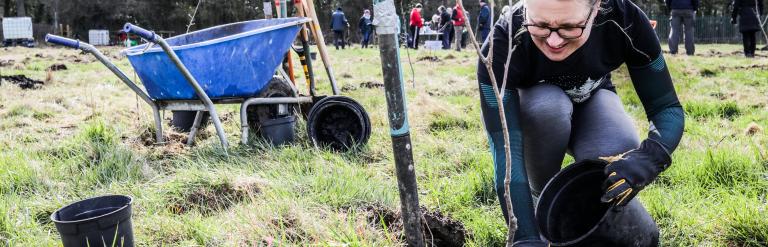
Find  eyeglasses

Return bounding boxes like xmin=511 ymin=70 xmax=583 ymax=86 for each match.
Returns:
xmin=522 ymin=3 xmax=597 ymax=39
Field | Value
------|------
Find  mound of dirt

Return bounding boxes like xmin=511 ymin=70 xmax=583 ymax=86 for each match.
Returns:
xmin=744 ymin=122 xmax=763 ymax=136
xmin=700 ymin=68 xmax=718 ymax=77
xmin=167 ymin=177 xmax=265 ymax=216
xmin=0 ymin=59 xmax=14 ymax=67
xmin=418 ymin=56 xmax=441 ymax=62
xmin=362 ymin=204 xmax=468 ymax=247
xmin=341 ymin=84 xmax=358 ymax=92
xmin=269 ymin=213 xmax=312 ymax=243
xmin=0 ymin=75 xmax=45 ymax=90
xmin=47 ymin=64 xmax=68 ymax=71
xmin=360 ymin=81 xmax=384 ymax=89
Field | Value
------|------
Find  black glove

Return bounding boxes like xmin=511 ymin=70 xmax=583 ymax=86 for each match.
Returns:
xmin=601 ymin=139 xmax=671 ymax=207
xmin=731 ymin=18 xmax=737 ymax=25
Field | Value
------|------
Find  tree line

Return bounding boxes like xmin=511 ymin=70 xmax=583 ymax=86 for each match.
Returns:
xmin=0 ymin=0 xmax=739 ymax=41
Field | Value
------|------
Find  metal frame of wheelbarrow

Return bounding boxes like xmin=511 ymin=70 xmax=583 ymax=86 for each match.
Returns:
xmin=44 ymin=18 xmax=323 ymax=152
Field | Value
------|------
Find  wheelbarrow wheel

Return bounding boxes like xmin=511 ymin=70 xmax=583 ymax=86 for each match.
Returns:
xmin=247 ymin=76 xmax=297 ymax=133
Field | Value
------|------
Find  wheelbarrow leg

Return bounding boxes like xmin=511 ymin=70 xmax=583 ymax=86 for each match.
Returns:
xmin=152 ymin=107 xmax=164 ymax=144
xmin=187 ymin=111 xmax=205 ymax=146
xmin=240 ymin=102 xmax=250 ymax=145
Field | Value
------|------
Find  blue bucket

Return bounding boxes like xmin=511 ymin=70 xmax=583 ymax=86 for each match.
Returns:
xmin=123 ymin=18 xmax=310 ymax=100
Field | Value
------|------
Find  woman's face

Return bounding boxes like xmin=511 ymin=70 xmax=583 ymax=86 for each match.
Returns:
xmin=525 ymin=0 xmax=599 ymax=61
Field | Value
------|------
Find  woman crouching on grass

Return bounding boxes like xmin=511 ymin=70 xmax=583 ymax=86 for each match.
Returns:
xmin=476 ymin=0 xmax=685 ymax=245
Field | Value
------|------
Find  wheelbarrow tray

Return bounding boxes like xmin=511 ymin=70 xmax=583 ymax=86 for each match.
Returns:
xmin=122 ymin=17 xmax=310 ymax=101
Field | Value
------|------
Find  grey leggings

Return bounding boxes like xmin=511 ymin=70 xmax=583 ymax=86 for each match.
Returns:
xmin=518 ymin=84 xmax=641 ymax=196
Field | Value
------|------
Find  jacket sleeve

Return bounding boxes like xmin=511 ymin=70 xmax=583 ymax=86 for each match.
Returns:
xmin=693 ymin=0 xmax=699 ymax=11
xmin=732 ymin=0 xmax=740 ymax=20
xmin=623 ymin=2 xmax=685 ymax=153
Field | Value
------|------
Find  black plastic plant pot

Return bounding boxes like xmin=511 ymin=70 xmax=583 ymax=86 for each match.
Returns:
xmin=259 ymin=115 xmax=297 ymax=146
xmin=535 ymin=160 xmax=659 ymax=247
xmin=307 ymin=96 xmax=371 ymax=151
xmin=51 ymin=195 xmax=134 ymax=247
xmin=171 ymin=111 xmax=209 ymax=132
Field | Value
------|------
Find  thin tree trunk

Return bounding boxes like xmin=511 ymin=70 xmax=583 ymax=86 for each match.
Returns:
xmin=3 ymin=0 xmax=11 ymax=17
xmin=15 ymin=0 xmax=24 ymax=16
xmin=456 ymin=0 xmax=518 ymax=246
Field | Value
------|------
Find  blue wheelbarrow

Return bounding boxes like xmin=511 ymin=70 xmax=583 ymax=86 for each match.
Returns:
xmin=45 ymin=17 xmax=371 ymax=152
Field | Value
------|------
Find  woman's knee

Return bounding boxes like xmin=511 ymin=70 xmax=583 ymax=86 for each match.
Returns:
xmin=519 ymin=84 xmax=573 ymax=126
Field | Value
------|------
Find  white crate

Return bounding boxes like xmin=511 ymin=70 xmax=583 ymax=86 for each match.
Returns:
xmin=424 ymin=40 xmax=442 ymax=50
xmin=88 ymin=30 xmax=110 ymax=46
xmin=2 ymin=17 xmax=34 ymax=40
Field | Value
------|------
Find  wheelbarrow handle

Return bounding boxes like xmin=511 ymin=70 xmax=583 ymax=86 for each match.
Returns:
xmin=123 ymin=23 xmax=157 ymax=42
xmin=45 ymin=34 xmax=80 ymax=49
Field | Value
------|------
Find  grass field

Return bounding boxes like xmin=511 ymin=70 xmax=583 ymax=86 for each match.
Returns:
xmin=1 ymin=43 xmax=767 ymax=246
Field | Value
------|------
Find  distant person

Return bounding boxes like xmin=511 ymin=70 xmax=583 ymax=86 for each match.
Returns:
xmin=431 ymin=12 xmax=441 ymax=31
xmin=359 ymin=9 xmax=374 ymax=48
xmin=666 ymin=0 xmax=699 ymax=55
xmin=478 ymin=0 xmax=492 ymax=42
xmin=409 ymin=3 xmax=425 ymax=49
xmin=452 ymin=3 xmax=467 ymax=51
xmin=331 ymin=7 xmax=350 ymax=50
xmin=439 ymin=6 xmax=454 ymax=49
xmin=732 ymin=0 xmax=764 ymax=58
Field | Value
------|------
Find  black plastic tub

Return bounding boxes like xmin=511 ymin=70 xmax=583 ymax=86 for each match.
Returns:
xmin=51 ymin=195 xmax=134 ymax=247
xmin=171 ymin=111 xmax=209 ymax=132
xmin=307 ymin=96 xmax=371 ymax=151
xmin=536 ymin=160 xmax=659 ymax=247
xmin=259 ymin=115 xmax=297 ymax=146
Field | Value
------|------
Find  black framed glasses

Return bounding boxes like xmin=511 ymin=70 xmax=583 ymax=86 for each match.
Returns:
xmin=522 ymin=3 xmax=597 ymax=39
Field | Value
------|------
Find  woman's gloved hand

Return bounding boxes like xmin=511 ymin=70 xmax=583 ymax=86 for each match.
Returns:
xmin=601 ymin=139 xmax=671 ymax=207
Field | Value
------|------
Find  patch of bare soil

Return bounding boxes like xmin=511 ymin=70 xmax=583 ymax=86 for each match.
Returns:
xmin=362 ymin=204 xmax=468 ymax=247
xmin=719 ymin=64 xmax=768 ymax=71
xmin=0 ymin=75 xmax=45 ymax=90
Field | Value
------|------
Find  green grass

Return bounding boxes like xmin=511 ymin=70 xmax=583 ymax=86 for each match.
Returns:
xmin=0 ymin=44 xmax=767 ymax=246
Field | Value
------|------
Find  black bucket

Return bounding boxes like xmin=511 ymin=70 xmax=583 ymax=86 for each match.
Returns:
xmin=536 ymin=160 xmax=659 ymax=247
xmin=171 ymin=111 xmax=209 ymax=132
xmin=307 ymin=96 xmax=371 ymax=151
xmin=51 ymin=195 xmax=134 ymax=247
xmin=259 ymin=115 xmax=297 ymax=146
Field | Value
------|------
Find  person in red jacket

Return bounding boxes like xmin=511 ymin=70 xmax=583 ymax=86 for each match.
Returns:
xmin=452 ymin=3 xmax=466 ymax=51
xmin=409 ymin=3 xmax=424 ymax=49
